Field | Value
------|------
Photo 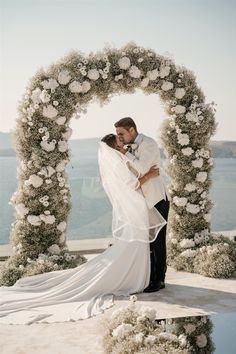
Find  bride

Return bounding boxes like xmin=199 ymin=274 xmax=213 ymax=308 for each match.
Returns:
xmin=0 ymin=134 xmax=166 ymax=325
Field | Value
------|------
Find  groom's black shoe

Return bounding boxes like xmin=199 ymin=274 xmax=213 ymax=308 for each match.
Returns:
xmin=143 ymin=281 xmax=165 ymax=293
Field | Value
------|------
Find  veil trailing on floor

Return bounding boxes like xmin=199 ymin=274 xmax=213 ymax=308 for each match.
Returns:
xmin=98 ymin=142 xmax=166 ymax=243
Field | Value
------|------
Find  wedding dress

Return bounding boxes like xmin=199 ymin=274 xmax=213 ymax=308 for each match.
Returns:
xmin=0 ymin=143 xmax=166 ymax=325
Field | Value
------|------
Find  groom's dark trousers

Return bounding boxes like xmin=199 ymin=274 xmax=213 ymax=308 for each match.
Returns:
xmin=150 ymin=194 xmax=170 ymax=283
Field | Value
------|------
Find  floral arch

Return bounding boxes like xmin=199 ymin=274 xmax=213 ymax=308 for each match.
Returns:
xmin=1 ymin=42 xmax=235 ymax=286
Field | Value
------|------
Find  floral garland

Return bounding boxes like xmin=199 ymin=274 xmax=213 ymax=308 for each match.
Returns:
xmin=0 ymin=41 xmax=234 ymax=286
xmin=102 ymin=296 xmax=215 ymax=353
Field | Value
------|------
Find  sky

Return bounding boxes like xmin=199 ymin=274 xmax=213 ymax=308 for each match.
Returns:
xmin=0 ymin=0 xmax=235 ymax=141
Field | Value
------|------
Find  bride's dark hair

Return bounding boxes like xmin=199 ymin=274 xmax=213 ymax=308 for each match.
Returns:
xmin=101 ymin=134 xmax=117 ymax=149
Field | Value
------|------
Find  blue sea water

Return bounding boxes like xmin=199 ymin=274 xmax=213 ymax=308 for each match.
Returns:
xmin=0 ymin=146 xmax=236 ymax=244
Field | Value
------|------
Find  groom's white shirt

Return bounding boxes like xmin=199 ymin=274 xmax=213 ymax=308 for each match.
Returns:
xmin=125 ymin=133 xmax=170 ymax=208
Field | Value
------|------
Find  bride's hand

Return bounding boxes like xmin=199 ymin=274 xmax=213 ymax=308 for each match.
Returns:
xmin=147 ymin=166 xmax=159 ymax=178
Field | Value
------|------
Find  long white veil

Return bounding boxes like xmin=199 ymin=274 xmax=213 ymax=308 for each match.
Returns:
xmin=98 ymin=142 xmax=166 ymax=243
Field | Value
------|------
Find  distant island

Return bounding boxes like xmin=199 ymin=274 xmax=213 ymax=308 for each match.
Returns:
xmin=0 ymin=132 xmax=236 ymax=158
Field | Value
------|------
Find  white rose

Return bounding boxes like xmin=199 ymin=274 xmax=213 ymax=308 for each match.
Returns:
xmin=31 ymin=88 xmax=42 ymax=104
xmin=82 ymin=80 xmax=91 ymax=93
xmin=182 ymin=147 xmax=194 ymax=156
xmin=58 ymin=70 xmax=71 ymax=85
xmin=59 ymin=233 xmax=66 ymax=243
xmin=186 ymin=112 xmax=198 ymax=122
xmin=159 ymin=66 xmax=170 ymax=78
xmin=56 ymin=116 xmax=66 ymax=125
xmin=27 ymin=215 xmax=42 ymax=226
xmin=204 ymin=213 xmax=211 ymax=222
xmin=174 ymin=105 xmax=186 ymax=114
xmin=39 ymin=90 xmax=51 ymax=103
xmin=47 ymin=244 xmax=61 ymax=255
xmin=40 ymin=140 xmax=56 ymax=152
xmin=129 ymin=65 xmax=141 ymax=78
xmin=56 ymin=160 xmax=68 ymax=172
xmin=196 ymin=334 xmax=207 ymax=348
xmin=184 ymin=183 xmax=196 ymax=192
xmin=40 ymin=214 xmax=56 ymax=224
xmin=175 ymin=88 xmax=186 ymax=99
xmin=144 ymin=335 xmax=156 ymax=345
xmin=57 ymin=221 xmax=67 ymax=232
xmin=173 ymin=196 xmax=188 ymax=207
xmin=192 ymin=158 xmax=204 ymax=168
xmin=15 ymin=203 xmax=29 ymax=218
xmin=58 ymin=140 xmax=68 ymax=152
xmin=43 ymin=105 xmax=58 ymax=119
xmin=180 ymin=249 xmax=197 ymax=258
xmin=161 ymin=81 xmax=173 ymax=91
xmin=112 ymin=323 xmax=133 ymax=338
xmin=147 ymin=69 xmax=159 ymax=81
xmin=179 ymin=238 xmax=195 ymax=248
xmin=118 ymin=56 xmax=131 ymax=69
xmin=140 ymin=77 xmax=149 ymax=88
xmin=87 ymin=69 xmax=99 ymax=81
xmin=186 ymin=203 xmax=200 ymax=214
xmin=139 ymin=306 xmax=156 ymax=321
xmin=196 ymin=171 xmax=207 ymax=183
xmin=69 ymin=81 xmax=82 ymax=93
xmin=134 ymin=333 xmax=144 ymax=344
xmin=177 ymin=133 xmax=189 ymax=146
xmin=28 ymin=174 xmax=43 ymax=188
xmin=41 ymin=78 xmax=59 ymax=91
xmin=184 ymin=324 xmax=196 ymax=334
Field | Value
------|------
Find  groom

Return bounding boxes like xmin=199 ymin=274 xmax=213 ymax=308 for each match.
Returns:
xmin=115 ymin=117 xmax=170 ymax=292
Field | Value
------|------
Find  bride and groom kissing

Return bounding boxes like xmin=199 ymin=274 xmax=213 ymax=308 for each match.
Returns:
xmin=0 ymin=117 xmax=170 ymax=324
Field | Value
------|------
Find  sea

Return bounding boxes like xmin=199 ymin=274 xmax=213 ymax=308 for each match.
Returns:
xmin=0 ymin=140 xmax=236 ymax=244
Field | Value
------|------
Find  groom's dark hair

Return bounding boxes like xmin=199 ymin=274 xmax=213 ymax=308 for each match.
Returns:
xmin=114 ymin=117 xmax=137 ymax=132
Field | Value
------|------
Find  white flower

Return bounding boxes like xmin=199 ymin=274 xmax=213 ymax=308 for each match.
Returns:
xmin=40 ymin=214 xmax=56 ymax=224
xmin=144 ymin=335 xmax=156 ymax=345
xmin=112 ymin=323 xmax=133 ymax=338
xmin=134 ymin=333 xmax=144 ymax=344
xmin=196 ymin=171 xmax=207 ymax=183
xmin=184 ymin=183 xmax=196 ymax=192
xmin=158 ymin=332 xmax=178 ymax=342
xmin=173 ymin=105 xmax=186 ymax=114
xmin=27 ymin=215 xmax=42 ymax=226
xmin=31 ymin=88 xmax=42 ymax=104
xmin=147 ymin=69 xmax=159 ymax=81
xmin=40 ymin=140 xmax=56 ymax=152
xmin=56 ymin=160 xmax=68 ymax=172
xmin=59 ymin=233 xmax=66 ymax=243
xmin=118 ymin=56 xmax=131 ymax=69
xmin=47 ymin=244 xmax=61 ymax=255
xmin=201 ymin=191 xmax=207 ymax=199
xmin=39 ymin=90 xmax=51 ymax=103
xmin=69 ymin=81 xmax=82 ymax=93
xmin=43 ymin=105 xmax=58 ymax=119
xmin=177 ymin=133 xmax=189 ymax=146
xmin=57 ymin=221 xmax=67 ymax=232
xmin=58 ymin=140 xmax=68 ymax=152
xmin=179 ymin=238 xmax=195 ymax=248
xmin=173 ymin=196 xmax=188 ymax=207
xmin=15 ymin=203 xmax=29 ymax=218
xmin=139 ymin=306 xmax=156 ymax=321
xmin=161 ymin=81 xmax=173 ymax=91
xmin=159 ymin=66 xmax=170 ymax=78
xmin=129 ymin=65 xmax=141 ymax=78
xmin=41 ymin=78 xmax=59 ymax=91
xmin=62 ymin=128 xmax=72 ymax=140
xmin=186 ymin=203 xmax=200 ymax=214
xmin=175 ymin=88 xmax=186 ymax=99
xmin=129 ymin=295 xmax=137 ymax=302
xmin=192 ymin=158 xmax=203 ymax=168
xmin=186 ymin=112 xmax=199 ymax=123
xmin=196 ymin=334 xmax=207 ymax=348
xmin=58 ymin=70 xmax=71 ymax=85
xmin=184 ymin=323 xmax=196 ymax=334
xmin=87 ymin=69 xmax=99 ymax=81
xmin=180 ymin=249 xmax=197 ymax=258
xmin=182 ymin=147 xmax=194 ymax=156
xmin=82 ymin=80 xmax=91 ymax=93
xmin=56 ymin=116 xmax=66 ymax=125
xmin=28 ymin=174 xmax=43 ymax=188
xmin=171 ymin=238 xmax=178 ymax=244
xmin=140 ymin=77 xmax=149 ymax=88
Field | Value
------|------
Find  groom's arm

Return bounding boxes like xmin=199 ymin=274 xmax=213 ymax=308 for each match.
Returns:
xmin=125 ymin=140 xmax=160 ymax=177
